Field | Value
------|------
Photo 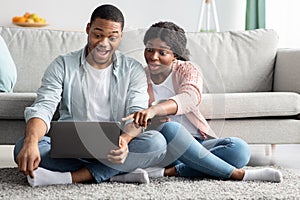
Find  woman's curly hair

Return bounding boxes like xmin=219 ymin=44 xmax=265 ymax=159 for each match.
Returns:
xmin=143 ymin=21 xmax=190 ymax=61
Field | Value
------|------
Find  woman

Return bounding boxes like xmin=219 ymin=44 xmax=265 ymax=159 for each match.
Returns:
xmin=114 ymin=21 xmax=282 ymax=183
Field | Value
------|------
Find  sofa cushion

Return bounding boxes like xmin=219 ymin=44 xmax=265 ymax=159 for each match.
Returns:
xmin=119 ymin=28 xmax=147 ymax=65
xmin=0 ymin=93 xmax=36 ymax=119
xmin=120 ymin=29 xmax=278 ymax=93
xmin=0 ymin=27 xmax=279 ymax=94
xmin=0 ymin=35 xmax=17 ymax=92
xmin=200 ymin=92 xmax=300 ymax=119
xmin=208 ymin=118 xmax=300 ymax=144
xmin=0 ymin=27 xmax=86 ymax=92
xmin=273 ymin=49 xmax=300 ymax=93
xmin=187 ymin=29 xmax=278 ymax=93
xmin=0 ymin=120 xmax=26 ymax=145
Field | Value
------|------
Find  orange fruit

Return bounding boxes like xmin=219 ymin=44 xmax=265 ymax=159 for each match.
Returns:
xmin=12 ymin=16 xmax=20 ymax=23
xmin=17 ymin=17 xmax=27 ymax=23
xmin=24 ymin=12 xmax=31 ymax=18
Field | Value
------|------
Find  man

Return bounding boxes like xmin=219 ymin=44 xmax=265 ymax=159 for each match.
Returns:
xmin=14 ymin=4 xmax=166 ymax=187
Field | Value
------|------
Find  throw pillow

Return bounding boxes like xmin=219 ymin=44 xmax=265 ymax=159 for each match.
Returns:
xmin=0 ymin=35 xmax=17 ymax=92
xmin=187 ymin=29 xmax=278 ymax=93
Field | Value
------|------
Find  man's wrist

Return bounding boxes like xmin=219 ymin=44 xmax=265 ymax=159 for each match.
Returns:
xmin=24 ymin=134 xmax=39 ymax=145
xmin=120 ymin=133 xmax=134 ymax=144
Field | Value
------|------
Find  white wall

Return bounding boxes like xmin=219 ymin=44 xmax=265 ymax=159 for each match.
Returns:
xmin=216 ymin=0 xmax=246 ymax=31
xmin=266 ymin=0 xmax=300 ymax=48
xmin=1 ymin=0 xmax=246 ymax=32
xmin=1 ymin=0 xmax=200 ymax=32
xmin=11 ymin=0 xmax=300 ymax=47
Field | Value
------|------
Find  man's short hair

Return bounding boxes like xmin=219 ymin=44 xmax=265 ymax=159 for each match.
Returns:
xmin=90 ymin=4 xmax=124 ymax=30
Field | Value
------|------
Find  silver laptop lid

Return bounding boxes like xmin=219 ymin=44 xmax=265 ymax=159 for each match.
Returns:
xmin=49 ymin=121 xmax=120 ymax=159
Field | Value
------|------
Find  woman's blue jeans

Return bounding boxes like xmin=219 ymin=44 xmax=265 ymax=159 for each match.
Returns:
xmin=157 ymin=121 xmax=251 ymax=179
xmin=13 ymin=130 xmax=167 ymax=183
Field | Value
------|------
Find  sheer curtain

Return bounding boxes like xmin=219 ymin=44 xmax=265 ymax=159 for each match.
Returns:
xmin=266 ymin=0 xmax=300 ymax=48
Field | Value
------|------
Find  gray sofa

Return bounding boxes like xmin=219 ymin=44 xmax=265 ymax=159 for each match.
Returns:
xmin=0 ymin=26 xmax=299 ymax=145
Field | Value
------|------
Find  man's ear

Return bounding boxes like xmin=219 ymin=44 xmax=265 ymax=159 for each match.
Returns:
xmin=86 ymin=23 xmax=91 ymax=34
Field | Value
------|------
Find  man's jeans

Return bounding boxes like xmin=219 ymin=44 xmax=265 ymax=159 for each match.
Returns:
xmin=157 ymin=122 xmax=251 ymax=179
xmin=14 ymin=130 xmax=167 ymax=183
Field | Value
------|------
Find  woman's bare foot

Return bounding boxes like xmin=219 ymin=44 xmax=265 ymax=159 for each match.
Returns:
xmin=230 ymin=168 xmax=245 ymax=180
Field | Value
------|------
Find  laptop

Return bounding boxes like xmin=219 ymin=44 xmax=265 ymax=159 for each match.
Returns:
xmin=49 ymin=121 xmax=121 ymax=159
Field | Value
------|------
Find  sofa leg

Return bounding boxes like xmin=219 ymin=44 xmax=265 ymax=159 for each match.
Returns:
xmin=265 ymin=144 xmax=276 ymax=165
xmin=265 ymin=144 xmax=276 ymax=156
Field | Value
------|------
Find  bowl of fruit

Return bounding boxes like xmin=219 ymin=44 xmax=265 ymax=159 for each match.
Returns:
xmin=12 ymin=12 xmax=47 ymax=27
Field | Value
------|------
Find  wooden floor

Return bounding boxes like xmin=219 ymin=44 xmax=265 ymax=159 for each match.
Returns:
xmin=1 ymin=144 xmax=300 ymax=175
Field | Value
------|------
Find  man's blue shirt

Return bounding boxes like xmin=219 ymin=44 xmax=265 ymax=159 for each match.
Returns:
xmin=25 ymin=47 xmax=148 ymax=131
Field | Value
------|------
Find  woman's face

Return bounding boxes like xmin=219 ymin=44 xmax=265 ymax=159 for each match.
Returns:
xmin=144 ymin=38 xmax=175 ymax=75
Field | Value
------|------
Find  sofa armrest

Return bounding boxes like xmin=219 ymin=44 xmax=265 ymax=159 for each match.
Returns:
xmin=273 ymin=48 xmax=300 ymax=93
xmin=0 ymin=93 xmax=36 ymax=119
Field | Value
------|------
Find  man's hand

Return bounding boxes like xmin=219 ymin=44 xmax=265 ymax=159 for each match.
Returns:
xmin=16 ymin=141 xmax=41 ymax=178
xmin=107 ymin=136 xmax=129 ymax=164
xmin=16 ymin=118 xmax=47 ymax=178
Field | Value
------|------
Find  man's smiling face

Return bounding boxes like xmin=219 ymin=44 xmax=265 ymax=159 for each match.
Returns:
xmin=86 ymin=18 xmax=122 ymax=69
